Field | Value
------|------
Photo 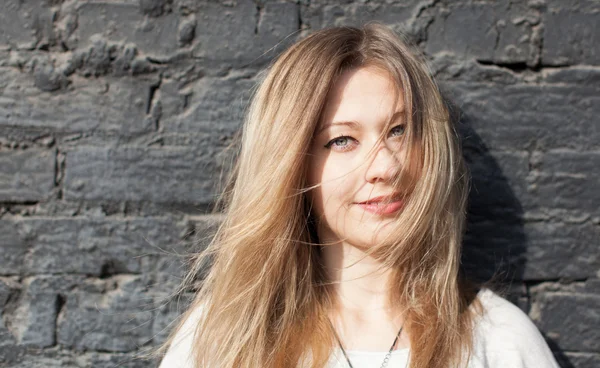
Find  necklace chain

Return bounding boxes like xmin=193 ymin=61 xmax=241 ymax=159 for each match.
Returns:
xmin=329 ymin=319 xmax=403 ymax=368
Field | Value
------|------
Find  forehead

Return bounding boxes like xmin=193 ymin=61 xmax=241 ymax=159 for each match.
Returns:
xmin=319 ymin=65 xmax=404 ymax=127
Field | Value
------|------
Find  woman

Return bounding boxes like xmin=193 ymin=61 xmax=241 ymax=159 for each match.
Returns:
xmin=156 ymin=24 xmax=560 ymax=368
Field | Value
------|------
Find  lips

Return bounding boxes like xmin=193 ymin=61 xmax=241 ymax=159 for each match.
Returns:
xmin=356 ymin=194 xmax=405 ymax=215
xmin=358 ymin=194 xmax=402 ymax=204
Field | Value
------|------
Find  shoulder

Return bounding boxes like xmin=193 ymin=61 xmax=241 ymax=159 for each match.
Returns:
xmin=468 ymin=288 xmax=560 ymax=368
xmin=158 ymin=304 xmax=205 ymax=368
xmin=474 ymin=288 xmax=543 ymax=345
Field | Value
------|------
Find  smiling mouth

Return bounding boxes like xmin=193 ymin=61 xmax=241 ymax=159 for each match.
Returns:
xmin=356 ymin=195 xmax=405 ymax=215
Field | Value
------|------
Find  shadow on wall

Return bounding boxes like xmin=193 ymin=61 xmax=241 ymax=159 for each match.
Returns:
xmin=451 ymin=102 xmax=572 ymax=368
xmin=455 ymin=109 xmax=526 ymax=287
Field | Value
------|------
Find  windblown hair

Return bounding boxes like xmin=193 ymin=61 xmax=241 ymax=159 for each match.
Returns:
xmin=157 ymin=23 xmax=482 ymax=368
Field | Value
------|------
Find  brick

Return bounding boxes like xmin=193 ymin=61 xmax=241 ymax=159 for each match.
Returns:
xmin=303 ymin=2 xmax=417 ymax=31
xmin=463 ymin=149 xmax=598 ymax=281
xmin=0 ymin=149 xmax=55 ymax=202
xmin=32 ymin=58 xmax=70 ymax=92
xmin=0 ymin=278 xmax=18 ymax=307
xmin=140 ymin=0 xmax=172 ymax=17
xmin=462 ymin=148 xmax=530 ymax=278
xmin=534 ymin=151 xmax=600 ymax=215
xmin=444 ymin=82 xmax=600 ymax=151
xmin=1 ymin=348 xmax=63 ymax=368
xmin=425 ymin=2 xmax=538 ymax=64
xmin=258 ymin=2 xmax=300 ymax=48
xmin=85 ymin=352 xmax=154 ymax=368
xmin=9 ymin=350 xmax=150 ymax=368
xmin=561 ymin=352 xmax=600 ymax=368
xmin=464 ymin=219 xmax=599 ymax=282
xmin=585 ymin=278 xmax=600 ymax=294
xmin=193 ymin=0 xmax=256 ymax=67
xmin=463 ymin=219 xmax=526 ymax=283
xmin=63 ymin=147 xmax=226 ymax=205
xmin=14 ymin=217 xmax=183 ymax=276
xmin=523 ymin=221 xmax=599 ymax=280
xmin=0 ymin=278 xmax=19 ymax=351
xmin=543 ymin=66 xmax=600 ymax=86
xmin=0 ymin=316 xmax=17 ymax=347
xmin=16 ymin=291 xmax=56 ymax=348
xmin=0 ymin=50 xmax=9 ymax=64
xmin=66 ymin=37 xmax=156 ymax=78
xmin=465 ymin=150 xmax=530 ymax=219
xmin=152 ymin=215 xmax=220 ymax=290
xmin=534 ymin=291 xmax=600 ymax=352
xmin=431 ymin=54 xmax=520 ymax=84
xmin=0 ymin=0 xmax=56 ymax=50
xmin=160 ymin=76 xmax=256 ymax=134
xmin=0 ymin=69 xmax=156 ymax=135
xmin=9 ymin=276 xmax=82 ymax=348
xmin=542 ymin=10 xmax=600 ymax=65
xmin=70 ymin=2 xmax=180 ymax=58
xmin=57 ymin=275 xmax=154 ymax=352
xmin=0 ymin=220 xmax=27 ymax=274
xmin=545 ymin=0 xmax=600 ymax=13
xmin=178 ymin=17 xmax=196 ymax=46
xmin=193 ymin=0 xmax=299 ymax=68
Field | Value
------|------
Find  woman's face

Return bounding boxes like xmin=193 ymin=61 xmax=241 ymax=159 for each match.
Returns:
xmin=307 ymin=65 xmax=414 ymax=248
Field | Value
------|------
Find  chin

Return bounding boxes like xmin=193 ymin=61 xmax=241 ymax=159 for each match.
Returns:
xmin=346 ymin=221 xmax=399 ymax=248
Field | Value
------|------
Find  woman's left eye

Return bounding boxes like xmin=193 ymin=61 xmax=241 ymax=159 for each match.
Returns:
xmin=389 ymin=124 xmax=406 ymax=137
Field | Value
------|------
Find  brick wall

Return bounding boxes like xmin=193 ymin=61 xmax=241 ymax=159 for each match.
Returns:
xmin=0 ymin=1 xmax=598 ymax=367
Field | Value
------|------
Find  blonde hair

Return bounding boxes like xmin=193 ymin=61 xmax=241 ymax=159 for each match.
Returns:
xmin=155 ymin=23 xmax=482 ymax=368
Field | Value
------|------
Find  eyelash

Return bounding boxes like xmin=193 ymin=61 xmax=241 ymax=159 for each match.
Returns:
xmin=324 ymin=124 xmax=406 ymax=151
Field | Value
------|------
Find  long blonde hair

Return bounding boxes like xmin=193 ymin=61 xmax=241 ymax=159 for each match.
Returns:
xmin=157 ymin=23 xmax=481 ymax=368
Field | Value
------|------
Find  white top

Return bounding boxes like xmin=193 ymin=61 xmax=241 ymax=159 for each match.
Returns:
xmin=158 ymin=288 xmax=560 ymax=368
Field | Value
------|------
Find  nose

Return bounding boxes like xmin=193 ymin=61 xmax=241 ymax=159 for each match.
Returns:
xmin=364 ymin=143 xmax=402 ymax=183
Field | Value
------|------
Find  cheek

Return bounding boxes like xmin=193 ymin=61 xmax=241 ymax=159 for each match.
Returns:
xmin=306 ymin=153 xmax=358 ymax=218
xmin=316 ymin=161 xmax=358 ymax=212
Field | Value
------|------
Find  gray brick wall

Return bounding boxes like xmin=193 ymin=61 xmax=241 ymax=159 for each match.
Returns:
xmin=0 ymin=1 xmax=598 ymax=367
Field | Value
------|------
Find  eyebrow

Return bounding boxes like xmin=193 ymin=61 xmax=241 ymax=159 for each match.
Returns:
xmin=315 ymin=121 xmax=359 ymax=136
xmin=315 ymin=111 xmax=405 ymax=136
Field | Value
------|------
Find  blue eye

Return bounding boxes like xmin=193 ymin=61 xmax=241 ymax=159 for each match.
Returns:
xmin=328 ymin=137 xmax=348 ymax=147
xmin=390 ymin=125 xmax=406 ymax=137
xmin=324 ymin=136 xmax=355 ymax=151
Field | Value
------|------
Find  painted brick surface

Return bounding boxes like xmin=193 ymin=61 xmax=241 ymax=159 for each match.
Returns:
xmin=1 ymin=1 xmax=598 ymax=367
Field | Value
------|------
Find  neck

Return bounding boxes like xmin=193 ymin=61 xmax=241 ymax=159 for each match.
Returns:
xmin=322 ymin=240 xmax=396 ymax=318
xmin=320 ymin=239 xmax=410 ymax=352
